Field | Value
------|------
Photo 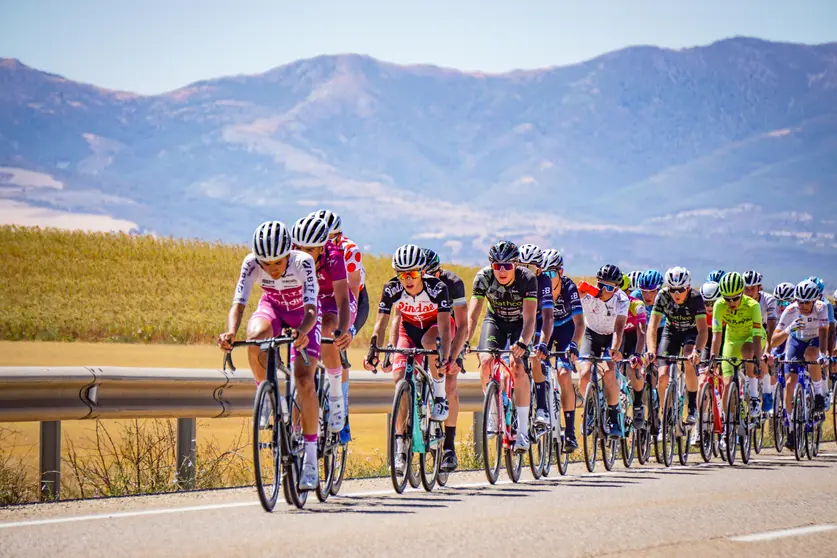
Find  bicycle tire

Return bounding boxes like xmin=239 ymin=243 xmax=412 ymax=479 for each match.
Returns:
xmin=698 ymin=383 xmax=713 ymax=463
xmin=793 ymin=383 xmax=805 ymax=461
xmin=725 ymin=385 xmax=738 ymax=466
xmin=315 ymin=382 xmax=335 ymax=502
xmin=740 ymin=396 xmax=752 ymax=465
xmin=253 ymin=381 xmax=280 ymax=512
xmin=388 ymin=380 xmax=413 ymax=494
xmin=482 ymin=380 xmax=502 ymax=484
xmin=661 ymin=384 xmax=676 ymax=468
xmin=329 ymin=442 xmax=347 ymax=495
xmin=529 ymin=396 xmax=548 ymax=479
xmin=637 ymin=386 xmax=651 ymax=465
xmin=805 ymin=385 xmax=815 ymax=461
xmin=832 ymin=380 xmax=837 ymax=449
xmin=419 ymin=395 xmax=441 ymax=492
xmin=505 ymin=386 xmax=523 ymax=483
xmin=582 ymin=383 xmax=599 ymax=473
xmin=773 ymin=383 xmax=785 ymax=453
xmin=284 ymin=390 xmax=308 ymax=509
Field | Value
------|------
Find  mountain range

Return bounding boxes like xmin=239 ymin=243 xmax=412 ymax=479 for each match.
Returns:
xmin=1 ymin=36 xmax=836 ymax=285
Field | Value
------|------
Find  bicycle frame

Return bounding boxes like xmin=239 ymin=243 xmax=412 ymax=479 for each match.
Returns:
xmin=473 ymin=349 xmax=518 ymax=449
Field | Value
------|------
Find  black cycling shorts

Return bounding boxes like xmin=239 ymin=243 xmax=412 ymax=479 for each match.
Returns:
xmin=659 ymin=326 xmax=698 ymax=357
xmin=479 ymin=314 xmax=523 ymax=351
xmin=581 ymin=328 xmax=613 ymax=358
xmin=622 ymin=329 xmax=638 ymax=355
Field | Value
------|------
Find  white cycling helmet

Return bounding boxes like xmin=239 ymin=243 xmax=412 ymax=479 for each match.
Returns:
xmin=700 ymin=281 xmax=721 ymax=302
xmin=311 ymin=209 xmax=342 ymax=234
xmin=773 ymin=282 xmax=795 ymax=303
xmin=627 ymin=270 xmax=644 ymax=290
xmin=518 ymin=244 xmax=543 ymax=267
xmin=252 ymin=221 xmax=292 ymax=262
xmin=743 ymin=270 xmax=763 ymax=287
xmin=392 ymin=244 xmax=426 ymax=272
xmin=291 ymin=215 xmax=329 ymax=248
xmin=795 ymin=280 xmax=820 ymax=302
xmin=664 ymin=266 xmax=691 ymax=289
xmin=541 ymin=249 xmax=563 ymax=272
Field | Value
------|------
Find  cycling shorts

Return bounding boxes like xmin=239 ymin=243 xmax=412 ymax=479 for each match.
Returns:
xmin=785 ymin=335 xmax=819 ymax=375
xmin=479 ymin=314 xmax=523 ymax=353
xmin=394 ymin=315 xmax=455 ymax=374
xmin=581 ymin=328 xmax=613 ymax=358
xmin=250 ymin=294 xmax=322 ymax=361
xmin=659 ymin=326 xmax=698 ymax=357
xmin=548 ymin=320 xmax=575 ymax=368
xmin=720 ymin=337 xmax=752 ymax=378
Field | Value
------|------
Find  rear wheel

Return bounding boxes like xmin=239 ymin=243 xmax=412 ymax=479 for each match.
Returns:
xmin=505 ymin=387 xmax=523 ymax=483
xmin=529 ymin=397 xmax=548 ymax=479
xmin=582 ymin=383 xmax=599 ymax=472
xmin=661 ymin=385 xmax=676 ymax=467
xmin=388 ymin=380 xmax=413 ymax=494
xmin=637 ymin=386 xmax=652 ymax=465
xmin=253 ymin=381 xmax=280 ymax=512
xmin=698 ymin=383 xmax=713 ymax=463
xmin=793 ymin=383 xmax=805 ymax=461
xmin=482 ymin=381 xmax=502 ymax=484
xmin=621 ymin=390 xmax=635 ymax=469
xmin=725 ymin=385 xmax=739 ymax=466
xmin=740 ymin=394 xmax=752 ymax=465
xmin=315 ymin=389 xmax=335 ymax=503
xmin=832 ymin=379 xmax=837 ymax=448
xmin=329 ymin=442 xmax=347 ymax=495
xmin=805 ymin=386 xmax=815 ymax=461
xmin=773 ymin=383 xmax=785 ymax=453
xmin=753 ymin=380 xmax=765 ymax=455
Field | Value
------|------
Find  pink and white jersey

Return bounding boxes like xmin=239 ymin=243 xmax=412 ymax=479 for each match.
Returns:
xmin=234 ymin=251 xmax=318 ymax=310
xmin=336 ymin=236 xmax=366 ymax=288
xmin=316 ymin=241 xmax=348 ymax=300
xmin=778 ymin=300 xmax=828 ymax=342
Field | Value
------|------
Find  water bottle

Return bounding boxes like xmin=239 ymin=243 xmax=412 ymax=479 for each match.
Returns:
xmin=502 ymin=391 xmax=512 ymax=426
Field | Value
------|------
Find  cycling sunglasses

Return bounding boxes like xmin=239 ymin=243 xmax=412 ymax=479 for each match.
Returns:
xmin=669 ymin=286 xmax=688 ymax=294
xmin=544 ymin=270 xmax=559 ymax=279
xmin=597 ymin=282 xmax=618 ymax=292
xmin=491 ymin=262 xmax=515 ymax=271
xmin=397 ymin=270 xmax=422 ymax=280
xmin=724 ymin=294 xmax=742 ymax=303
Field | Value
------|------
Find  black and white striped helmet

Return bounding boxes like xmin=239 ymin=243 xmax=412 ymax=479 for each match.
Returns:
xmin=518 ymin=244 xmax=543 ymax=266
xmin=541 ymin=249 xmax=563 ymax=272
xmin=392 ymin=244 xmax=426 ymax=272
xmin=664 ymin=266 xmax=691 ymax=288
xmin=311 ymin=209 xmax=342 ymax=234
xmin=795 ymin=280 xmax=820 ymax=302
xmin=700 ymin=281 xmax=721 ymax=302
xmin=252 ymin=221 xmax=292 ymax=262
xmin=743 ymin=270 xmax=763 ymax=287
xmin=773 ymin=282 xmax=795 ymax=303
xmin=291 ymin=215 xmax=329 ymax=248
xmin=627 ymin=271 xmax=644 ymax=290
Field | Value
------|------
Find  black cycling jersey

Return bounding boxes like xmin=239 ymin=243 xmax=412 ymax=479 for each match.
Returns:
xmin=651 ymin=288 xmax=705 ymax=332
xmin=472 ymin=265 xmax=538 ymax=322
xmin=437 ymin=269 xmax=466 ymax=309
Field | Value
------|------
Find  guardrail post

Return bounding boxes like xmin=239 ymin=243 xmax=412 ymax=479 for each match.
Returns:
xmin=39 ymin=421 xmax=61 ymax=501
xmin=176 ymin=418 xmax=197 ymax=489
xmin=472 ymin=412 xmax=483 ymax=459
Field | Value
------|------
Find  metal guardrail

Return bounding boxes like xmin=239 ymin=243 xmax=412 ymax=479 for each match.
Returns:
xmin=0 ymin=366 xmax=487 ymax=501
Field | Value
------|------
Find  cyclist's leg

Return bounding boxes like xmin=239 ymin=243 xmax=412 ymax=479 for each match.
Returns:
xmin=319 ymin=302 xmax=345 ymax=431
xmin=441 ymin=317 xmax=460 ymax=467
xmin=341 ymin=289 xmax=366 ymax=441
xmin=420 ymin=323 xmax=450 ymax=421
xmin=682 ymin=329 xmax=699 ymax=419
xmin=578 ymin=327 xmax=600 ymax=397
xmin=392 ymin=322 xmax=423 ymax=434
xmin=804 ymin=340 xmax=825 ymax=411
xmin=478 ymin=315 xmax=502 ymax=390
xmin=550 ymin=321 xmax=577 ymax=419
xmin=245 ymin=295 xmax=283 ymax=383
xmin=657 ymin=327 xmax=680 ymax=397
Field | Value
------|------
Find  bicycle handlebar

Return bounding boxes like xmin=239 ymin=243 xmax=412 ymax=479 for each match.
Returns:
xmin=224 ymin=335 xmax=309 ymax=371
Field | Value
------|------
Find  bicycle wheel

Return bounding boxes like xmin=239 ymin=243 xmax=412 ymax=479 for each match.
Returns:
xmin=601 ymin=431 xmax=617 ymax=471
xmin=419 ymin=408 xmax=441 ymax=492
xmin=315 ymin=390 xmax=335 ymax=502
xmin=553 ymin=387 xmax=568 ymax=476
xmin=832 ymin=381 xmax=837 ymax=448
xmin=677 ymin=402 xmax=691 ymax=466
xmin=582 ymin=383 xmax=599 ymax=472
xmin=329 ymin=442 xmax=347 ymax=496
xmin=773 ymin=383 xmax=785 ymax=453
xmin=740 ymin=395 xmax=752 ymax=465
xmin=725 ymin=385 xmax=739 ymax=466
xmin=698 ymin=383 xmax=713 ymax=463
xmin=482 ymin=380 xmax=503 ymax=484
xmin=388 ymin=379 xmax=413 ymax=494
xmin=805 ymin=386 xmax=815 ymax=461
xmin=753 ymin=380 xmax=764 ymax=455
xmin=652 ymin=389 xmax=663 ymax=465
xmin=253 ymin=381 xmax=280 ymax=512
xmin=637 ymin=386 xmax=651 ymax=465
xmin=505 ymin=387 xmax=523 ymax=483
xmin=283 ymin=390 xmax=308 ymax=509
xmin=661 ymin=385 xmax=676 ymax=468
xmin=792 ymin=383 xmax=805 ymax=461
xmin=529 ymin=398 xmax=549 ymax=479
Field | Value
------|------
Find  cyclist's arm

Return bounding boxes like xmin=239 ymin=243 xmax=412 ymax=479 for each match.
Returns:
xmin=646 ymin=313 xmax=662 ymax=353
xmin=539 ymin=307 xmax=554 ymax=344
xmin=611 ymin=315 xmax=627 ymax=354
xmin=710 ymin=306 xmax=724 ymax=356
xmin=467 ymin=296 xmax=485 ymax=343
xmin=750 ymin=303 xmax=764 ymax=356
xmin=572 ymin=314 xmax=585 ymax=346
xmin=333 ymin=278 xmax=352 ymax=334
xmin=451 ymin=305 xmax=469 ymax=358
xmin=299 ymin=303 xmax=318 ymax=336
xmin=347 ymin=270 xmax=362 ymax=302
xmin=370 ymin=311 xmax=391 ymax=347
xmin=225 ymin=303 xmax=247 ymax=338
xmin=634 ymin=319 xmax=646 ymax=354
xmin=695 ymin=317 xmax=709 ymax=353
xmin=438 ymin=310 xmax=452 ymax=362
xmin=521 ymin=298 xmax=538 ymax=345
xmin=820 ymin=325 xmax=829 ymax=356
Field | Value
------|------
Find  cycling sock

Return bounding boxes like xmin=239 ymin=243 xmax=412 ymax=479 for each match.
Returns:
xmin=687 ymin=390 xmax=697 ymax=411
xmin=444 ymin=426 xmax=456 ymax=452
xmin=815 ymin=380 xmax=825 ymax=396
xmin=564 ymin=410 xmax=575 ymax=434
xmin=304 ymin=439 xmax=317 ymax=463
xmin=762 ymin=374 xmax=774 ymax=395
xmin=748 ymin=377 xmax=759 ymax=398
xmin=517 ymin=406 xmax=529 ymax=435
xmin=342 ymin=381 xmax=350 ymax=413
xmin=433 ymin=376 xmax=447 ymax=399
xmin=633 ymin=389 xmax=644 ymax=409
xmin=327 ymin=367 xmax=343 ymax=399
xmin=535 ymin=381 xmax=548 ymax=411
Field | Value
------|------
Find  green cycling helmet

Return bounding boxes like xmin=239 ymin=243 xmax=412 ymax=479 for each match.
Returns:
xmin=718 ymin=272 xmax=745 ymax=297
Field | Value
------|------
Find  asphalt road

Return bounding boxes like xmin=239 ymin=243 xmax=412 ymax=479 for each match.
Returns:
xmin=3 ymin=449 xmax=837 ymax=557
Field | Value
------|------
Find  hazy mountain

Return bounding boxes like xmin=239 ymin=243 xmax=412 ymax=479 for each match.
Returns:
xmin=1 ymin=37 xmax=836 ymax=285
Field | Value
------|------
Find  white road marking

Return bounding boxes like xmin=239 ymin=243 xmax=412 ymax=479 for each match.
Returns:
xmin=0 ymin=452 xmax=829 ymax=530
xmin=730 ymin=524 xmax=837 ymax=542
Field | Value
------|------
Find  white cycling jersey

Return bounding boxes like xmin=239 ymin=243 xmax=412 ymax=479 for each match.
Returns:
xmin=581 ymin=289 xmax=629 ymax=335
xmin=233 ymin=251 xmax=318 ymax=309
xmin=758 ymin=291 xmax=778 ymax=327
xmin=777 ymin=301 xmax=828 ymax=342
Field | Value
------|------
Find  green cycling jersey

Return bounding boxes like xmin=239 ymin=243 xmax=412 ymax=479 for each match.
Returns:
xmin=712 ymin=295 xmax=763 ymax=342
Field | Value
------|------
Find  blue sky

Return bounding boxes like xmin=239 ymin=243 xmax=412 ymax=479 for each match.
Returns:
xmin=1 ymin=0 xmax=835 ymax=95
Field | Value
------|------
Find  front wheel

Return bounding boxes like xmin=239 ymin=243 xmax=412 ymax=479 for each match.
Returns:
xmin=793 ymin=383 xmax=805 ymax=461
xmin=388 ymin=380 xmax=413 ymax=494
xmin=698 ymin=383 xmax=713 ymax=463
xmin=724 ymin=386 xmax=739 ymax=466
xmin=582 ymin=383 xmax=600 ymax=472
xmin=505 ymin=387 xmax=523 ymax=483
xmin=482 ymin=381 xmax=502 ymax=484
xmin=329 ymin=442 xmax=347 ymax=495
xmin=773 ymin=383 xmax=785 ymax=453
xmin=661 ymin=385 xmax=676 ymax=467
xmin=740 ymin=394 xmax=752 ymax=465
xmin=253 ymin=381 xmax=280 ymax=512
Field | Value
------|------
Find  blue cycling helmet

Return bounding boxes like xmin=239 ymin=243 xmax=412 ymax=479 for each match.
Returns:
xmin=639 ymin=269 xmax=664 ymax=290
xmin=707 ymin=269 xmax=726 ymax=283
xmin=806 ymin=276 xmax=825 ymax=295
xmin=630 ymin=289 xmax=642 ymax=299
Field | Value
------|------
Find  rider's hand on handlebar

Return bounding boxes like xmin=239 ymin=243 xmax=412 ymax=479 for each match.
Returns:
xmin=218 ymin=332 xmax=235 ymax=353
xmin=629 ymin=354 xmax=641 ymax=368
xmin=568 ymin=341 xmax=579 ymax=364
xmin=292 ymin=329 xmax=309 ymax=351
xmin=762 ymin=352 xmax=775 ymax=366
xmin=333 ymin=329 xmax=352 ymax=351
xmin=535 ymin=342 xmax=549 ymax=360
xmin=511 ymin=340 xmax=527 ymax=359
xmin=610 ymin=348 xmax=624 ymax=362
xmin=688 ymin=351 xmax=702 ymax=366
xmin=643 ymin=351 xmax=656 ymax=364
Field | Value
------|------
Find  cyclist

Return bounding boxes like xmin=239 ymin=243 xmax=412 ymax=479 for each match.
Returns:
xmin=708 ymin=272 xmax=766 ymax=418
xmin=542 ymin=249 xmax=585 ymax=451
xmin=577 ymin=264 xmax=629 ymax=438
xmin=626 ymin=271 xmax=644 ymax=292
xmin=291 ymin=215 xmax=354 ymax=434
xmin=771 ymin=280 xmax=830 ymax=425
xmin=807 ymin=276 xmax=836 ymax=359
xmin=639 ymin=269 xmax=666 ymax=346
xmin=699 ymin=281 xmax=721 ymax=363
xmin=218 ymin=221 xmax=322 ymax=490
xmin=621 ymin=284 xmax=647 ymax=426
xmin=422 ymin=248 xmax=469 ymax=473
xmin=518 ymin=244 xmax=555 ymax=430
xmin=645 ymin=267 xmax=708 ymax=424
xmin=364 ymin=244 xmax=452 ymax=475
xmin=466 ymin=240 xmax=538 ymax=453
xmin=707 ymin=269 xmax=726 ymax=283
xmin=743 ymin=270 xmax=778 ymax=412
xmin=770 ymin=282 xmax=796 ymax=361
xmin=313 ymin=209 xmax=366 ymax=444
